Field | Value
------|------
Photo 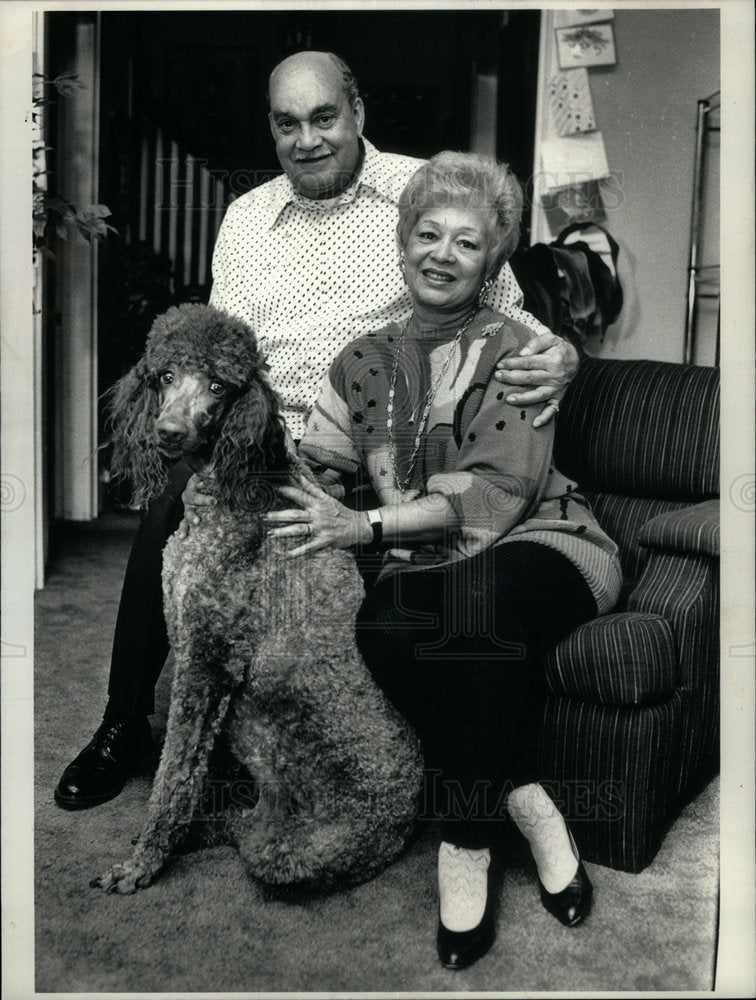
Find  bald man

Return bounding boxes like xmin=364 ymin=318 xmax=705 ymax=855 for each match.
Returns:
xmin=55 ymin=50 xmax=578 ymax=810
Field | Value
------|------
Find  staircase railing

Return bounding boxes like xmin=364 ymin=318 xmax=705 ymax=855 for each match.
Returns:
xmin=128 ymin=117 xmax=236 ymax=300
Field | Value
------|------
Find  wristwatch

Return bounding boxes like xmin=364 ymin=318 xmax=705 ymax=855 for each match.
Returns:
xmin=365 ymin=508 xmax=383 ymax=547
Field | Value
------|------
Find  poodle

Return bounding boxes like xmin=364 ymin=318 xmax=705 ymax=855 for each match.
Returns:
xmin=91 ymin=303 xmax=423 ymax=894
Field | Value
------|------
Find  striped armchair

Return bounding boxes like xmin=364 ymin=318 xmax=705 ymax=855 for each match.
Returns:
xmin=539 ymin=358 xmax=720 ymax=872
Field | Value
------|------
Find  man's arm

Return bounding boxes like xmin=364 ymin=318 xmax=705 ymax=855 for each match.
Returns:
xmin=494 ymin=332 xmax=580 ymax=428
xmin=488 ymin=260 xmax=580 ymax=427
xmin=207 ymin=214 xmax=230 ymax=312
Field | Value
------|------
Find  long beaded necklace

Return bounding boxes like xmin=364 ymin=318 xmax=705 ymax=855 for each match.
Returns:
xmin=387 ymin=307 xmax=479 ymax=493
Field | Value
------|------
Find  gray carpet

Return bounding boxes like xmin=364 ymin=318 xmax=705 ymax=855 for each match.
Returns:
xmin=34 ymin=512 xmax=719 ymax=994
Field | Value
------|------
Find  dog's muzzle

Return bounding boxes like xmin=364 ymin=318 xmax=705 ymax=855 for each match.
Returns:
xmin=155 ymin=423 xmax=204 ymax=457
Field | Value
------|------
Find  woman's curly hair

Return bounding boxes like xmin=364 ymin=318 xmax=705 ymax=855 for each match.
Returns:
xmin=108 ymin=304 xmax=290 ymax=513
xmin=396 ymin=150 xmax=524 ymax=278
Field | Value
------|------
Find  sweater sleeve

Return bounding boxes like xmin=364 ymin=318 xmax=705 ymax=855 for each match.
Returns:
xmin=298 ymin=354 xmax=363 ymax=477
xmin=425 ymin=345 xmax=554 ymax=557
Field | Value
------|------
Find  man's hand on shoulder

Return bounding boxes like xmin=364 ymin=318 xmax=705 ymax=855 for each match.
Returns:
xmin=176 ymin=473 xmax=216 ymax=540
xmin=494 ymin=333 xmax=580 ymax=428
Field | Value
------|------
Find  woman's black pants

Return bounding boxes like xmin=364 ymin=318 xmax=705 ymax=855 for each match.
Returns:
xmin=355 ymin=542 xmax=597 ymax=850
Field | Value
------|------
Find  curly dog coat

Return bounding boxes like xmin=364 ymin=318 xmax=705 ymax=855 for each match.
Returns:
xmin=92 ymin=303 xmax=422 ymax=894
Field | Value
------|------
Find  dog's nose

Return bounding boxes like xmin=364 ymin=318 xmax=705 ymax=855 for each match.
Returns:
xmin=157 ymin=424 xmax=187 ymax=447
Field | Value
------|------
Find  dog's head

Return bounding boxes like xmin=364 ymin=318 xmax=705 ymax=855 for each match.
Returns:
xmin=109 ymin=304 xmax=290 ymax=512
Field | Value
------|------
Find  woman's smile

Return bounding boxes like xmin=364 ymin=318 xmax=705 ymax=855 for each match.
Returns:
xmin=421 ymin=268 xmax=455 ymax=283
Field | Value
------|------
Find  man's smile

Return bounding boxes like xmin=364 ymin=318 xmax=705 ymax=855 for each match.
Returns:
xmin=295 ymin=152 xmax=332 ymax=163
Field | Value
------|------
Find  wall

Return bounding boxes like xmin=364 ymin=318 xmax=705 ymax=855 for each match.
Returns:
xmin=534 ymin=9 xmax=720 ymax=364
xmin=50 ymin=13 xmax=102 ymax=520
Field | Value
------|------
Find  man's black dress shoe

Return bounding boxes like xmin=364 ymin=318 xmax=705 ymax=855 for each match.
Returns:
xmin=539 ymin=858 xmax=593 ymax=927
xmin=54 ymin=717 xmax=152 ymax=809
xmin=436 ymin=903 xmax=496 ymax=971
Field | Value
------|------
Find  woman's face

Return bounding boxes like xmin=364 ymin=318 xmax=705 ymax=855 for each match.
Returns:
xmin=404 ymin=205 xmax=491 ymax=316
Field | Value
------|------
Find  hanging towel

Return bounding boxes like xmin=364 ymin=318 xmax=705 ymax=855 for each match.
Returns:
xmin=540 ymin=132 xmax=610 ymax=191
xmin=548 ymin=68 xmax=597 ymax=136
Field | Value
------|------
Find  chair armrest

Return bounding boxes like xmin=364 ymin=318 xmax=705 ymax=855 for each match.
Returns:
xmin=544 ymin=612 xmax=677 ymax=706
xmin=627 ymin=543 xmax=718 ymax=697
xmin=637 ymin=499 xmax=719 ymax=557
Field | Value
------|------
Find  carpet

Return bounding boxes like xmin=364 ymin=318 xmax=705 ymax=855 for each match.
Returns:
xmin=33 ymin=512 xmax=719 ymax=994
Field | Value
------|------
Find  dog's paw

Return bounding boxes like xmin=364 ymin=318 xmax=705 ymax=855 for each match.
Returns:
xmin=89 ymin=860 xmax=157 ymax=895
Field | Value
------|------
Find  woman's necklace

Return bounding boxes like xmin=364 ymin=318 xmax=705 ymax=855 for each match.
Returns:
xmin=387 ymin=307 xmax=479 ymax=493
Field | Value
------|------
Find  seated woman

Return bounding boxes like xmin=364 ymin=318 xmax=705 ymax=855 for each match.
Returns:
xmin=265 ymin=151 xmax=622 ymax=971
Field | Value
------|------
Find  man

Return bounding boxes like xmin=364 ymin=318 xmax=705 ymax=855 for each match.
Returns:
xmin=55 ymin=51 xmax=578 ymax=809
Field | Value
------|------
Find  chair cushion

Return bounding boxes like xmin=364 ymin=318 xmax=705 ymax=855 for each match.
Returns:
xmin=554 ymin=358 xmax=719 ymax=501
xmin=545 ymin=612 xmax=677 ymax=706
xmin=638 ymin=499 xmax=720 ymax=557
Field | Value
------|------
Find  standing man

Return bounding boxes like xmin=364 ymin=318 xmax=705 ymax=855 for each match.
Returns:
xmin=55 ymin=50 xmax=579 ymax=809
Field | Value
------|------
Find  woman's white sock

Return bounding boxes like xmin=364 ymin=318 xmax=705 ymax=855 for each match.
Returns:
xmin=507 ymin=782 xmax=578 ymax=894
xmin=437 ymin=841 xmax=490 ymax=932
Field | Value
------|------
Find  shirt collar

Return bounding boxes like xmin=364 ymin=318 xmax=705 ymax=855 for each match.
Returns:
xmin=266 ymin=138 xmax=388 ymax=228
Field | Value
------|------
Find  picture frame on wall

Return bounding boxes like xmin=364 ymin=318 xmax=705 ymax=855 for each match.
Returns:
xmin=556 ymin=23 xmax=617 ymax=69
xmin=554 ymin=9 xmax=614 ymax=29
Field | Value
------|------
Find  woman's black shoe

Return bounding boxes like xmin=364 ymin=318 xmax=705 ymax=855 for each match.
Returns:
xmin=436 ymin=904 xmax=496 ymax=971
xmin=538 ymin=858 xmax=593 ymax=927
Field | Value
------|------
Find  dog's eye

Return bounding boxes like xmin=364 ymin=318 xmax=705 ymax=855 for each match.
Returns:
xmin=209 ymin=380 xmax=226 ymax=396
xmin=159 ymin=371 xmax=174 ymax=386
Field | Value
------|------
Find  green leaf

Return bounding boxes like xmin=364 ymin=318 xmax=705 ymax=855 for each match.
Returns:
xmin=49 ymin=73 xmax=85 ymax=96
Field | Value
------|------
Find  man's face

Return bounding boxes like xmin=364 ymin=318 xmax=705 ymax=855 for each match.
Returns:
xmin=268 ymin=62 xmax=365 ymax=200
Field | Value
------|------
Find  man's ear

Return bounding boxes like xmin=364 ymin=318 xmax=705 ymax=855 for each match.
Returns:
xmin=352 ymin=97 xmax=365 ymax=136
xmin=268 ymin=111 xmax=277 ymax=141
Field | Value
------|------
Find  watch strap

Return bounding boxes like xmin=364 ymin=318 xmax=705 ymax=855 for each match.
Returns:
xmin=366 ymin=508 xmax=383 ymax=547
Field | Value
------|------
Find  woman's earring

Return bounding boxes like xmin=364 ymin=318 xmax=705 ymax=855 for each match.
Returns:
xmin=478 ymin=278 xmax=493 ymax=307
xmin=398 ymin=252 xmax=406 ymax=276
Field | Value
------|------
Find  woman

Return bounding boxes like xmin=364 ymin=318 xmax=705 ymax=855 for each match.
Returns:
xmin=265 ymin=151 xmax=622 ymax=970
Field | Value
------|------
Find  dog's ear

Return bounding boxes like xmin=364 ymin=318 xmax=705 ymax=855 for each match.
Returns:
xmin=212 ymin=376 xmax=290 ymax=514
xmin=107 ymin=360 xmax=168 ymax=506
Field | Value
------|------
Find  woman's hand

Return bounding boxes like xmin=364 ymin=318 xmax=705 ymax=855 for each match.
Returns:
xmin=176 ymin=473 xmax=215 ymax=540
xmin=263 ymin=475 xmax=371 ymax=557
xmin=494 ymin=333 xmax=579 ymax=428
